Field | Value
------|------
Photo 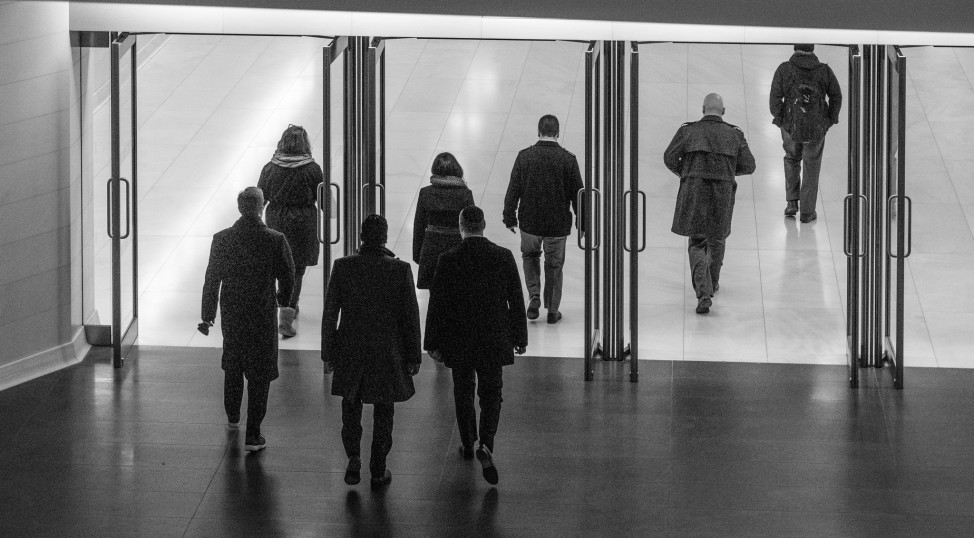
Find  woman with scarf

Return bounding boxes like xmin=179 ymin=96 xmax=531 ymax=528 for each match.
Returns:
xmin=412 ymin=152 xmax=475 ymax=289
xmin=257 ymin=124 xmax=324 ymax=337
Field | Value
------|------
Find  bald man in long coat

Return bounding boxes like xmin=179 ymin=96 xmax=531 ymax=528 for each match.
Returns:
xmin=664 ymin=93 xmax=756 ymax=315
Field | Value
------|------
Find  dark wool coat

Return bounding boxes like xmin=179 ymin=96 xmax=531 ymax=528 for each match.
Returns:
xmin=412 ymin=179 xmax=475 ymax=289
xmin=257 ymin=161 xmax=324 ymax=267
xmin=424 ymin=236 xmax=528 ymax=368
xmin=322 ymin=246 xmax=422 ymax=403
xmin=664 ymin=116 xmax=757 ymax=239
xmin=769 ymin=52 xmax=843 ymax=129
xmin=202 ymin=215 xmax=295 ymax=381
xmin=503 ymin=141 xmax=585 ymax=237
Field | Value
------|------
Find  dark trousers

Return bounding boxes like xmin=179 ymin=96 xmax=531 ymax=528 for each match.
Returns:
xmin=451 ymin=362 xmax=504 ymax=452
xmin=341 ymin=398 xmax=395 ymax=475
xmin=520 ymin=232 xmax=567 ymax=313
xmin=224 ymin=368 xmax=271 ymax=439
xmin=289 ymin=265 xmax=307 ymax=309
xmin=781 ymin=127 xmax=826 ymax=214
xmin=688 ymin=235 xmax=725 ymax=299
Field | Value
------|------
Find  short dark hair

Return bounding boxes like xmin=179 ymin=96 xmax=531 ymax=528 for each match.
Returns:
xmin=360 ymin=214 xmax=388 ymax=246
xmin=238 ymin=187 xmax=264 ymax=216
xmin=794 ymin=44 xmax=815 ymax=53
xmin=538 ymin=115 xmax=559 ymax=137
xmin=431 ymin=152 xmax=464 ymax=178
xmin=277 ymin=124 xmax=312 ymax=155
xmin=459 ymin=205 xmax=486 ymax=234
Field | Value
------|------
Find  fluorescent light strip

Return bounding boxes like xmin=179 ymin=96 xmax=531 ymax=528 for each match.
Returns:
xmin=69 ymin=3 xmax=974 ymax=46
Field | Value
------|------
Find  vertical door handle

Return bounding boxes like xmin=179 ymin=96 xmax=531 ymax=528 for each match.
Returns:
xmin=843 ymin=194 xmax=853 ymax=257
xmin=119 ymin=178 xmax=131 ymax=239
xmin=330 ymin=183 xmax=342 ymax=245
xmin=903 ymin=195 xmax=912 ymax=258
xmin=623 ymin=191 xmax=646 ymax=252
xmin=593 ymin=188 xmax=601 ymax=250
xmin=316 ymin=183 xmax=325 ymax=244
xmin=106 ymin=178 xmax=114 ymax=238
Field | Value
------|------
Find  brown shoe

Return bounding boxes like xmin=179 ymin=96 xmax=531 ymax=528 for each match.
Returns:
xmin=784 ymin=200 xmax=798 ymax=217
xmin=799 ymin=211 xmax=817 ymax=223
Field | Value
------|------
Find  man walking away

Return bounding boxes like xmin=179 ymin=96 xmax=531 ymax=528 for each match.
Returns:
xmin=770 ymin=43 xmax=842 ymax=223
xmin=503 ymin=114 xmax=584 ymax=324
xmin=322 ymin=214 xmax=422 ymax=490
xmin=201 ymin=187 xmax=295 ymax=452
xmin=425 ymin=206 xmax=528 ymax=485
xmin=664 ymin=94 xmax=756 ymax=315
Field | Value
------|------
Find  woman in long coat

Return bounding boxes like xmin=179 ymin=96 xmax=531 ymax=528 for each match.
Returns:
xmin=412 ymin=152 xmax=475 ymax=289
xmin=257 ymin=124 xmax=323 ymax=336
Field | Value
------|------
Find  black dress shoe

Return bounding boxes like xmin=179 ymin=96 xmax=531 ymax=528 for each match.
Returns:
xmin=546 ymin=311 xmax=562 ymax=325
xmin=344 ymin=456 xmax=361 ymax=485
xmin=476 ymin=445 xmax=498 ymax=485
xmin=526 ymin=296 xmax=541 ymax=320
xmin=459 ymin=445 xmax=474 ymax=460
xmin=370 ymin=470 xmax=392 ymax=490
xmin=800 ymin=211 xmax=817 ymax=223
xmin=784 ymin=200 xmax=798 ymax=217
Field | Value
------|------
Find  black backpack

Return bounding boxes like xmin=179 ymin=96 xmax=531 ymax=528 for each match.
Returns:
xmin=785 ymin=65 xmax=829 ymax=143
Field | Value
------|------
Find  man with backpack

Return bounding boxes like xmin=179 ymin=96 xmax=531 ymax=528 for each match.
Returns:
xmin=769 ymin=44 xmax=842 ymax=223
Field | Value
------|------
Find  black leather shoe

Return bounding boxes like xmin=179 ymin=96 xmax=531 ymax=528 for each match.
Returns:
xmin=459 ymin=445 xmax=474 ymax=460
xmin=344 ymin=457 xmax=361 ymax=485
xmin=695 ymin=296 xmax=712 ymax=315
xmin=526 ymin=296 xmax=541 ymax=320
xmin=800 ymin=211 xmax=817 ymax=223
xmin=370 ymin=470 xmax=392 ymax=490
xmin=784 ymin=200 xmax=798 ymax=217
xmin=476 ymin=445 xmax=499 ymax=485
xmin=546 ymin=311 xmax=562 ymax=325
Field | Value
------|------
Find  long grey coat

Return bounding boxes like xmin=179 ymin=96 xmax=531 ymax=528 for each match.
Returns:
xmin=202 ymin=215 xmax=295 ymax=381
xmin=664 ymin=116 xmax=756 ymax=239
xmin=322 ymin=245 xmax=422 ymax=403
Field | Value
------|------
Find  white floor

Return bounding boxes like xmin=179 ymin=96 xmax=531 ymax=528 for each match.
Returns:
xmin=89 ymin=35 xmax=974 ymax=367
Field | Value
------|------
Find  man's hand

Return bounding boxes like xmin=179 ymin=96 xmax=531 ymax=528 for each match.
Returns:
xmin=428 ymin=350 xmax=443 ymax=362
xmin=514 ymin=346 xmax=526 ymax=355
xmin=197 ymin=320 xmax=213 ymax=335
xmin=406 ymin=363 xmax=420 ymax=376
xmin=507 ymin=226 xmax=517 ymax=234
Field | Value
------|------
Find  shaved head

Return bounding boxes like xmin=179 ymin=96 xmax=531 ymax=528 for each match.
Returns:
xmin=702 ymin=93 xmax=725 ymax=115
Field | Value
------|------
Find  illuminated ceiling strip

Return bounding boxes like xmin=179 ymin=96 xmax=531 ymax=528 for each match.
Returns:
xmin=68 ymin=3 xmax=974 ymax=46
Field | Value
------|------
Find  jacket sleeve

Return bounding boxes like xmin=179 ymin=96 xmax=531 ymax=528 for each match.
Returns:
xmin=567 ymin=155 xmax=585 ymax=232
xmin=663 ymin=128 xmax=686 ymax=177
xmin=504 ymin=250 xmax=528 ymax=348
xmin=400 ymin=264 xmax=423 ymax=366
xmin=310 ymin=163 xmax=324 ymax=208
xmin=412 ymin=192 xmax=426 ymax=263
xmin=826 ymin=65 xmax=843 ymax=125
xmin=769 ymin=64 xmax=786 ymax=126
xmin=276 ymin=235 xmax=295 ymax=307
xmin=201 ymin=235 xmax=224 ymax=323
xmin=736 ymin=138 xmax=757 ymax=176
xmin=321 ymin=260 xmax=341 ymax=363
xmin=257 ymin=163 xmax=271 ymax=204
xmin=423 ymin=254 xmax=452 ymax=352
xmin=502 ymin=158 xmax=523 ymax=228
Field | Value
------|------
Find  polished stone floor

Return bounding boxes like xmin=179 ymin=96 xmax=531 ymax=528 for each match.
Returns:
xmin=2 ymin=346 xmax=974 ymax=536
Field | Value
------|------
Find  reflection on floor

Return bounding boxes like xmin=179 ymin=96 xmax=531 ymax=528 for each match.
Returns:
xmin=3 ymin=346 xmax=974 ymax=536
xmin=104 ymin=35 xmax=974 ymax=366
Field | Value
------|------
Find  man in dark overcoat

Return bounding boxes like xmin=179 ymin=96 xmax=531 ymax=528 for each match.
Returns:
xmin=201 ymin=186 xmax=295 ymax=452
xmin=664 ymin=93 xmax=756 ymax=315
xmin=425 ymin=205 xmax=528 ymax=485
xmin=322 ymin=214 xmax=422 ymax=490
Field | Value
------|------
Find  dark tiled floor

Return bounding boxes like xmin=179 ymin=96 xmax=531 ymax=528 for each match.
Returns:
xmin=2 ymin=346 xmax=974 ymax=537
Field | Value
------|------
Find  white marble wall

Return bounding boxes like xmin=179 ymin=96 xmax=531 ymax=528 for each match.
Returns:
xmin=0 ymin=1 xmax=84 ymax=387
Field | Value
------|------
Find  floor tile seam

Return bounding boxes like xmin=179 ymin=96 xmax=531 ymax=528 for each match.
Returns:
xmin=185 ymin=425 xmax=238 ymax=536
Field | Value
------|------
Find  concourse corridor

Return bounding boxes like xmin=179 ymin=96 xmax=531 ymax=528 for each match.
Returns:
xmin=110 ymin=35 xmax=974 ymax=367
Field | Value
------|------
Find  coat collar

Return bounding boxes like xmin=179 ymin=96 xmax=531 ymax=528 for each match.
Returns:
xmin=358 ymin=244 xmax=397 ymax=258
xmin=535 ymin=140 xmax=561 ymax=148
xmin=700 ymin=115 xmax=725 ymax=123
xmin=233 ymin=214 xmax=266 ymax=230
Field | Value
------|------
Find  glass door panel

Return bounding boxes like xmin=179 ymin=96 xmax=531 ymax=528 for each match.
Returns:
xmin=884 ymin=45 xmax=907 ymax=388
xmin=845 ymin=45 xmax=864 ymax=387
xmin=319 ymin=37 xmax=348 ymax=293
xmin=582 ymin=41 xmax=603 ymax=380
xmin=110 ymin=32 xmax=139 ymax=367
